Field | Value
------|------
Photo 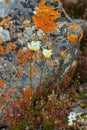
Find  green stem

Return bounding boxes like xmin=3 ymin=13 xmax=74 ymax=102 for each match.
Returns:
xmin=30 ymin=54 xmax=33 ymax=88
xmin=40 ymin=61 xmax=46 ymax=85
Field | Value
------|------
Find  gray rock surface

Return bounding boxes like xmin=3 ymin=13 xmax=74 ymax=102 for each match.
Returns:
xmin=0 ymin=0 xmax=83 ymax=125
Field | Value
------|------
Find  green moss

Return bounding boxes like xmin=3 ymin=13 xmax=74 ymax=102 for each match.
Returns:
xmin=12 ymin=120 xmax=29 ymax=130
xmin=78 ymin=91 xmax=86 ymax=99
xmin=43 ymin=121 xmax=55 ymax=130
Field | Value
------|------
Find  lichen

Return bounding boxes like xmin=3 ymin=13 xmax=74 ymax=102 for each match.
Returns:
xmin=32 ymin=0 xmax=61 ymax=32
xmin=68 ymin=34 xmax=79 ymax=45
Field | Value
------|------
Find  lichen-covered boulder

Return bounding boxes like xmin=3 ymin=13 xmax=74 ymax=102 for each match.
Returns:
xmin=0 ymin=0 xmax=83 ymax=125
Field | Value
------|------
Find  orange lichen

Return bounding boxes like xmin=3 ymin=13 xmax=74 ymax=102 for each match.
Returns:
xmin=17 ymin=48 xmax=31 ymax=67
xmin=38 ymin=0 xmax=46 ymax=6
xmin=50 ymin=61 xmax=60 ymax=67
xmin=5 ymin=0 xmax=9 ymax=3
xmin=32 ymin=0 xmax=61 ymax=32
xmin=31 ymin=68 xmax=37 ymax=73
xmin=27 ymin=73 xmax=33 ymax=78
xmin=20 ymin=17 xmax=24 ymax=21
xmin=5 ymin=42 xmax=17 ymax=52
xmin=23 ymin=23 xmax=31 ymax=28
xmin=0 ymin=80 xmax=4 ymax=88
xmin=18 ymin=48 xmax=24 ymax=56
xmin=60 ymin=50 xmax=66 ymax=59
xmin=0 ymin=39 xmax=4 ymax=45
xmin=68 ymin=34 xmax=78 ymax=44
xmin=0 ymin=17 xmax=10 ymax=26
xmin=4 ymin=96 xmax=9 ymax=100
xmin=33 ymin=55 xmax=37 ymax=62
xmin=0 ymin=45 xmax=4 ymax=54
xmin=1 ymin=90 xmax=8 ymax=95
xmin=70 ymin=24 xmax=78 ymax=31
xmin=17 ymin=72 xmax=23 ymax=78
xmin=59 ymin=49 xmax=69 ymax=59
xmin=9 ymin=88 xmax=15 ymax=94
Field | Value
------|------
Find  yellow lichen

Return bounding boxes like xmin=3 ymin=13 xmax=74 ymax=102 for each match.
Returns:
xmin=32 ymin=0 xmax=61 ymax=32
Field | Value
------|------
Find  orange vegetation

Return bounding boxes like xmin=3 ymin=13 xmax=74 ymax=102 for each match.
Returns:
xmin=68 ymin=34 xmax=78 ymax=44
xmin=22 ymin=88 xmax=35 ymax=102
xmin=0 ymin=80 xmax=4 ymax=88
xmin=0 ymin=46 xmax=4 ymax=54
xmin=32 ymin=0 xmax=61 ymax=32
xmin=23 ymin=88 xmax=34 ymax=97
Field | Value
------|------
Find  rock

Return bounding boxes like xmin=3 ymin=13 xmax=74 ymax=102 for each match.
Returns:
xmin=0 ymin=0 xmax=17 ymax=18
xmin=0 ymin=0 xmax=83 ymax=125
xmin=74 ymin=19 xmax=87 ymax=40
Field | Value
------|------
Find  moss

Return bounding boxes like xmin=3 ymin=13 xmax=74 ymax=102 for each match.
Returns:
xmin=42 ymin=121 xmax=55 ymax=130
xmin=11 ymin=120 xmax=29 ymax=130
xmin=78 ymin=90 xmax=86 ymax=99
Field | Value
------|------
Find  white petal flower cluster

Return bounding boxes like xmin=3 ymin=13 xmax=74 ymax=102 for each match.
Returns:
xmin=68 ymin=112 xmax=86 ymax=126
xmin=68 ymin=112 xmax=77 ymax=126
xmin=28 ymin=41 xmax=52 ymax=58
xmin=28 ymin=41 xmax=41 ymax=51
xmin=42 ymin=49 xmax=52 ymax=59
xmin=0 ymin=27 xmax=10 ymax=41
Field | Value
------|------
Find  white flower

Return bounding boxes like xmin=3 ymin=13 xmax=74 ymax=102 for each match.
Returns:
xmin=42 ymin=49 xmax=52 ymax=59
xmin=68 ymin=112 xmax=77 ymax=126
xmin=28 ymin=41 xmax=41 ymax=51
xmin=68 ymin=119 xmax=73 ymax=126
xmin=68 ymin=112 xmax=77 ymax=120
